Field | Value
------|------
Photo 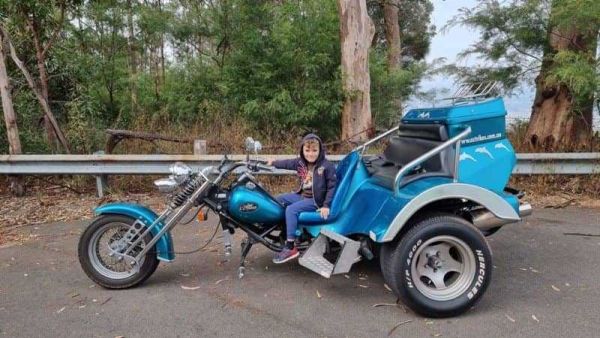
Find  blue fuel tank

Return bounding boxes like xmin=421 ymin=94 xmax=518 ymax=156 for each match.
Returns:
xmin=228 ymin=185 xmax=285 ymax=224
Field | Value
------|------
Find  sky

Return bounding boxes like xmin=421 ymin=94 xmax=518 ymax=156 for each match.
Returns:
xmin=416 ymin=0 xmax=535 ymax=118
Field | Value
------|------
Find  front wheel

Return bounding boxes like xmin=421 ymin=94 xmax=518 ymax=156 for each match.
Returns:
xmin=381 ymin=214 xmax=492 ymax=317
xmin=78 ymin=215 xmax=160 ymax=289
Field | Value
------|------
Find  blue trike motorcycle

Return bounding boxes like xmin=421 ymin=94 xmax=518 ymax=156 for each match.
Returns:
xmin=78 ymin=94 xmax=531 ymax=317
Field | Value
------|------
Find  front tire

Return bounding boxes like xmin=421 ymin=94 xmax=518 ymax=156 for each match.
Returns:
xmin=78 ymin=215 xmax=160 ymax=289
xmin=381 ymin=214 xmax=492 ymax=317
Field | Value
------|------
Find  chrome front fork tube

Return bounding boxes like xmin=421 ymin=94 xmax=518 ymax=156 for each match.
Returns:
xmin=124 ymin=180 xmax=212 ymax=266
xmin=222 ymin=229 xmax=233 ymax=259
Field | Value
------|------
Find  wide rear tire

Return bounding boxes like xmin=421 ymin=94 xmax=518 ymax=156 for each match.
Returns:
xmin=381 ymin=214 xmax=492 ymax=317
xmin=78 ymin=215 xmax=160 ymax=289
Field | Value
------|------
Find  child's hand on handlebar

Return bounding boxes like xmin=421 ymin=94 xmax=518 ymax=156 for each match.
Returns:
xmin=266 ymin=159 xmax=274 ymax=166
xmin=319 ymin=207 xmax=330 ymax=220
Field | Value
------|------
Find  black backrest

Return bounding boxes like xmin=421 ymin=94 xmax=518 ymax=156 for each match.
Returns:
xmin=396 ymin=123 xmax=448 ymax=141
xmin=382 ymin=123 xmax=453 ymax=175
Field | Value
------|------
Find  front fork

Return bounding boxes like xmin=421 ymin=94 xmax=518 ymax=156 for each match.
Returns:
xmin=115 ymin=180 xmax=213 ymax=270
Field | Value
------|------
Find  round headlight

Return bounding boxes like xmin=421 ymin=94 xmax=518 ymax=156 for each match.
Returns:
xmin=169 ymin=162 xmax=192 ymax=183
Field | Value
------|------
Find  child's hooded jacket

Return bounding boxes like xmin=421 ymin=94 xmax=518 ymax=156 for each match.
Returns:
xmin=272 ymin=134 xmax=337 ymax=208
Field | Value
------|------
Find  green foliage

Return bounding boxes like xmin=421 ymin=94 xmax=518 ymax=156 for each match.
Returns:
xmin=370 ymin=50 xmax=428 ymax=128
xmin=224 ymin=0 xmax=343 ymax=140
xmin=446 ymin=0 xmax=548 ymax=90
xmin=1 ymin=0 xmax=433 ymax=153
xmin=369 ymin=0 xmax=436 ymax=61
xmin=448 ymin=0 xmax=599 ymax=114
xmin=547 ymin=50 xmax=600 ymax=109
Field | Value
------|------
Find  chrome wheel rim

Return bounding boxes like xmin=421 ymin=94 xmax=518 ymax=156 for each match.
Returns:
xmin=88 ymin=222 xmax=146 ymax=280
xmin=410 ymin=235 xmax=476 ymax=301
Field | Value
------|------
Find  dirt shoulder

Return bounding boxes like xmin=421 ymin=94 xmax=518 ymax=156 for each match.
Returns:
xmin=0 ymin=189 xmax=165 ymax=245
xmin=1 ymin=183 xmax=598 ymax=246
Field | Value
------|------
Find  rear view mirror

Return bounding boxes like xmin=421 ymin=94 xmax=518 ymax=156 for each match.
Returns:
xmin=244 ymin=137 xmax=262 ymax=154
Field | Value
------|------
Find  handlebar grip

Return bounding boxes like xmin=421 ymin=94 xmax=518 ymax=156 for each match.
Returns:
xmin=256 ymin=163 xmax=274 ymax=171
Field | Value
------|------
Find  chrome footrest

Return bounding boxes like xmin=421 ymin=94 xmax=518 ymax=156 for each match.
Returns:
xmin=299 ymin=230 xmax=361 ymax=278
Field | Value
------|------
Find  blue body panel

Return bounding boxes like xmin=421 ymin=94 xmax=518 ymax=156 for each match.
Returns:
xmin=94 ymin=203 xmax=175 ymax=262
xmin=295 ymin=98 xmax=520 ymax=240
xmin=403 ymin=98 xmax=514 ymax=193
xmin=228 ymin=186 xmax=285 ymax=224
xmin=299 ymin=166 xmax=451 ymax=239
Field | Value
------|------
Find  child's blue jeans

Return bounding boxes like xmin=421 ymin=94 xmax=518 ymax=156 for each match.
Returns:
xmin=277 ymin=193 xmax=318 ymax=240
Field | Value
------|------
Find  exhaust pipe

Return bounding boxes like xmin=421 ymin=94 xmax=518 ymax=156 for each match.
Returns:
xmin=518 ymin=202 xmax=532 ymax=217
xmin=472 ymin=202 xmax=532 ymax=231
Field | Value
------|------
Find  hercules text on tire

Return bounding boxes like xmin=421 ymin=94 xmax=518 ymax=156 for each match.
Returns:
xmin=384 ymin=214 xmax=492 ymax=317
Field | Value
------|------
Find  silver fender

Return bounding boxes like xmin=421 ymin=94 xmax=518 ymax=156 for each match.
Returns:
xmin=381 ymin=183 xmax=520 ymax=242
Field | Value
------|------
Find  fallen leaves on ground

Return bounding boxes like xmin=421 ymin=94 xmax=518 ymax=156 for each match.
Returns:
xmin=0 ymin=190 xmax=164 ymax=245
xmin=372 ymin=303 xmax=398 ymax=308
xmin=387 ymin=320 xmax=412 ymax=336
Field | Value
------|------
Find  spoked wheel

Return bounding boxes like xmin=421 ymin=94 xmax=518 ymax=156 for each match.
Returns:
xmin=381 ymin=214 xmax=492 ymax=317
xmin=78 ymin=215 xmax=159 ymax=289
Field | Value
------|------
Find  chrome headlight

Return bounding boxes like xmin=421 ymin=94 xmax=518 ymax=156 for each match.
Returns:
xmin=169 ymin=162 xmax=192 ymax=184
xmin=154 ymin=177 xmax=178 ymax=193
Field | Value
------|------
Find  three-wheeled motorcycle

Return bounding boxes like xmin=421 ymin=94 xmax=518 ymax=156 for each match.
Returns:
xmin=78 ymin=93 xmax=531 ymax=317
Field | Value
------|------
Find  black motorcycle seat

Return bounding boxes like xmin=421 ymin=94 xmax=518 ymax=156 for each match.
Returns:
xmin=364 ymin=123 xmax=454 ymax=189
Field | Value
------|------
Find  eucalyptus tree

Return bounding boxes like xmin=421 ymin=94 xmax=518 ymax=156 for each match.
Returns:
xmin=449 ymin=0 xmax=599 ymax=151
xmin=0 ymin=0 xmax=75 ymax=152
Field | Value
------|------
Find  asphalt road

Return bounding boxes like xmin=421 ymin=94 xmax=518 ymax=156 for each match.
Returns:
xmin=1 ymin=207 xmax=599 ymax=337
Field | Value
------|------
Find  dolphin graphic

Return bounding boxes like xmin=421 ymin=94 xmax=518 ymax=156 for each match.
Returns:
xmin=494 ymin=143 xmax=510 ymax=151
xmin=459 ymin=152 xmax=477 ymax=162
xmin=475 ymin=146 xmax=494 ymax=159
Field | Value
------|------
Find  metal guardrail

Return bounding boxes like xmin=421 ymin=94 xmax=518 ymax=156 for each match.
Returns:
xmin=1 ymin=153 xmax=599 ymax=175
xmin=1 ymin=153 xmax=599 ymax=197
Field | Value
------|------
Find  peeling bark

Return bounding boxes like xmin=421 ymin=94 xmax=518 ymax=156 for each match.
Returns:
xmin=338 ymin=0 xmax=376 ymax=143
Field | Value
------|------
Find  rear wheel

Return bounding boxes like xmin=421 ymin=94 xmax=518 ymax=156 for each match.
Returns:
xmin=381 ymin=214 xmax=492 ymax=317
xmin=78 ymin=215 xmax=160 ymax=289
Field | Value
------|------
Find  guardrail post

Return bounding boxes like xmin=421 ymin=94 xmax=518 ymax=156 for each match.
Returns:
xmin=194 ymin=140 xmax=207 ymax=155
xmin=93 ymin=151 xmax=108 ymax=197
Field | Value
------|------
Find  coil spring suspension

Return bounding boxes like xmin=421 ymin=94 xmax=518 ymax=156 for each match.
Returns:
xmin=170 ymin=176 xmax=203 ymax=208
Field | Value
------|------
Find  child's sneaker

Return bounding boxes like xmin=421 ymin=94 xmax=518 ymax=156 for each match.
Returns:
xmin=273 ymin=247 xmax=299 ymax=264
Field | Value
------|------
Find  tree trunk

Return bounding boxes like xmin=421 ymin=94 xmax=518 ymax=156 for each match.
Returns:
xmin=383 ymin=0 xmax=401 ymax=69
xmin=382 ymin=0 xmax=402 ymax=113
xmin=127 ymin=0 xmax=138 ymax=115
xmin=28 ymin=16 xmax=59 ymax=150
xmin=525 ymin=26 xmax=597 ymax=151
xmin=1 ymin=25 xmax=71 ymax=153
xmin=0 ymin=31 xmax=25 ymax=196
xmin=338 ymin=0 xmax=376 ymax=143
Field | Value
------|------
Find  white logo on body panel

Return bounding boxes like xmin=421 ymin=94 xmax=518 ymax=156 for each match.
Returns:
xmin=475 ymin=146 xmax=494 ymax=159
xmin=459 ymin=152 xmax=477 ymax=162
xmin=418 ymin=112 xmax=430 ymax=119
xmin=494 ymin=143 xmax=510 ymax=151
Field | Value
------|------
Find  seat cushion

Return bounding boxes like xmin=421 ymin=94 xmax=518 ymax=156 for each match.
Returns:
xmin=365 ymin=123 xmax=454 ymax=189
